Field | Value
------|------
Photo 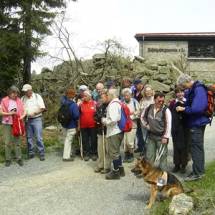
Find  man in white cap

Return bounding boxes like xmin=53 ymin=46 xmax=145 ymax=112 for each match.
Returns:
xmin=21 ymin=84 xmax=46 ymax=161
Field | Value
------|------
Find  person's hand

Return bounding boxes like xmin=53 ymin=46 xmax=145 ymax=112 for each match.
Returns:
xmin=20 ymin=115 xmax=26 ymax=120
xmin=9 ymin=110 xmax=17 ymax=116
xmin=161 ymin=138 xmax=168 ymax=144
xmin=101 ymin=117 xmax=106 ymax=125
xmin=145 ymin=124 xmax=150 ymax=130
xmin=176 ymin=106 xmax=185 ymax=112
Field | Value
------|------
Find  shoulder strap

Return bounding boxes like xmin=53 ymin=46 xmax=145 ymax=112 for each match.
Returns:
xmin=144 ymin=104 xmax=153 ymax=124
xmin=132 ymin=98 xmax=137 ymax=111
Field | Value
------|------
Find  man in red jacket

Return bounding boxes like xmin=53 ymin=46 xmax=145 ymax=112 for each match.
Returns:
xmin=79 ymin=90 xmax=97 ymax=161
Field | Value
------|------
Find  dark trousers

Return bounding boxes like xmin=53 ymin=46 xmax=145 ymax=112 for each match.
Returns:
xmin=136 ymin=120 xmax=144 ymax=152
xmin=190 ymin=126 xmax=206 ymax=175
xmin=81 ymin=128 xmax=97 ymax=156
xmin=172 ymin=129 xmax=189 ymax=167
xmin=173 ymin=141 xmax=188 ymax=167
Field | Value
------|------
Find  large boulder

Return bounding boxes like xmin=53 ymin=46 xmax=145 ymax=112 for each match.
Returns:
xmin=158 ymin=60 xmax=168 ymax=66
xmin=154 ymin=74 xmax=169 ymax=82
xmin=169 ymin=193 xmax=193 ymax=215
xmin=158 ymin=66 xmax=171 ymax=75
xmin=149 ymin=80 xmax=170 ymax=92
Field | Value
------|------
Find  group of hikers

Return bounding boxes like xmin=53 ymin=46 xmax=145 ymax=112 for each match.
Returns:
xmin=0 ymin=73 xmax=212 ymax=182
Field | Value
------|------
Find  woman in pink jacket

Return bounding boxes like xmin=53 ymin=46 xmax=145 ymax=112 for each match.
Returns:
xmin=0 ymin=86 xmax=26 ymax=167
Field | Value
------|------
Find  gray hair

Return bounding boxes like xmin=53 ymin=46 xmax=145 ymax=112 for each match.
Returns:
xmin=107 ymin=88 xmax=119 ymax=100
xmin=83 ymin=90 xmax=92 ymax=97
xmin=7 ymin=85 xmax=20 ymax=95
xmin=177 ymin=74 xmax=193 ymax=86
xmin=121 ymin=88 xmax=132 ymax=95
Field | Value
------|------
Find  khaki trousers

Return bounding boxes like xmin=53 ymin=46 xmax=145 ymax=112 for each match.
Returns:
xmin=146 ymin=134 xmax=168 ymax=170
xmin=123 ymin=128 xmax=136 ymax=153
xmin=3 ymin=124 xmax=22 ymax=161
xmin=97 ymin=134 xmax=111 ymax=169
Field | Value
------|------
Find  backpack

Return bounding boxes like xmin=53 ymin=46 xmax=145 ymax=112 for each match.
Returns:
xmin=205 ymin=84 xmax=215 ymax=118
xmin=57 ymin=103 xmax=72 ymax=127
xmin=113 ymin=101 xmax=133 ymax=132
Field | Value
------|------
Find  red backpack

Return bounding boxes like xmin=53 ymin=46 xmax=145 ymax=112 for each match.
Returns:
xmin=113 ymin=101 xmax=133 ymax=132
xmin=205 ymin=84 xmax=215 ymax=119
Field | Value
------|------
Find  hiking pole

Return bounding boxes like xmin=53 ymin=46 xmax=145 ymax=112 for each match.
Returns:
xmin=102 ymin=127 xmax=106 ymax=170
xmin=79 ymin=132 xmax=84 ymax=160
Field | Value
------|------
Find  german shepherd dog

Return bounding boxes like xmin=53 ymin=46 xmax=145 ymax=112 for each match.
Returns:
xmin=131 ymin=157 xmax=184 ymax=209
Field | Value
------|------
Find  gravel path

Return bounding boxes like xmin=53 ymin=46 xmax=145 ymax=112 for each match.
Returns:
xmin=0 ymin=123 xmax=214 ymax=215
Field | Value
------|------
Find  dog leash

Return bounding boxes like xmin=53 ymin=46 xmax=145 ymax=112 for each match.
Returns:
xmin=155 ymin=144 xmax=165 ymax=163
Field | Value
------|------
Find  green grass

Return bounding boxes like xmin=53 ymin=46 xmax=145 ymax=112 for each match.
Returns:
xmin=150 ymin=161 xmax=215 ymax=215
xmin=0 ymin=125 xmax=62 ymax=161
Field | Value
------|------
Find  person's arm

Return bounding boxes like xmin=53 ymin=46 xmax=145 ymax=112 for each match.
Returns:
xmin=102 ymin=102 xmax=121 ymax=126
xmin=131 ymin=100 xmax=140 ymax=120
xmin=184 ymin=87 xmax=207 ymax=114
xmin=0 ymin=108 xmax=16 ymax=116
xmin=36 ymin=94 xmax=46 ymax=113
xmin=162 ymin=108 xmax=172 ymax=143
xmin=71 ymin=103 xmax=80 ymax=120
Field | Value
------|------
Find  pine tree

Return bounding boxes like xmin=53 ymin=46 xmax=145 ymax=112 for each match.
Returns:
xmin=0 ymin=0 xmax=76 ymax=88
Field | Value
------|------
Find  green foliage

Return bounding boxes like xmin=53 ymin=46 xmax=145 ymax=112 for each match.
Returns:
xmin=0 ymin=0 xmax=68 ymax=87
xmin=149 ymin=161 xmax=215 ymax=215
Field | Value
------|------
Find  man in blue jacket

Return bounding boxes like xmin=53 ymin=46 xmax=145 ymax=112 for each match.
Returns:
xmin=61 ymin=88 xmax=80 ymax=161
xmin=176 ymin=74 xmax=210 ymax=181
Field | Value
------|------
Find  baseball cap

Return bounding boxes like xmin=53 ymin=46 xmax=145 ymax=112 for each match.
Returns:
xmin=79 ymin=85 xmax=88 ymax=91
xmin=133 ymin=79 xmax=142 ymax=85
xmin=22 ymin=84 xmax=32 ymax=92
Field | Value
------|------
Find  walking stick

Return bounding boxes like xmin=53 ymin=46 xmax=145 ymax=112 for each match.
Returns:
xmin=78 ymin=132 xmax=84 ymax=160
xmin=102 ymin=127 xmax=106 ymax=169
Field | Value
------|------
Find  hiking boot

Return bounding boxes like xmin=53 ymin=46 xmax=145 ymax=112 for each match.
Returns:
xmin=5 ymin=160 xmax=11 ymax=167
xmin=28 ymin=154 xmax=34 ymax=159
xmin=127 ymin=153 xmax=134 ymax=163
xmin=91 ymin=155 xmax=98 ymax=161
xmin=62 ymin=158 xmax=74 ymax=162
xmin=180 ymin=166 xmax=186 ymax=174
xmin=119 ymin=166 xmax=125 ymax=177
xmin=123 ymin=152 xmax=129 ymax=163
xmin=94 ymin=167 xmax=103 ymax=173
xmin=172 ymin=165 xmax=180 ymax=173
xmin=84 ymin=156 xmax=90 ymax=161
xmin=105 ymin=169 xmax=120 ymax=180
xmin=101 ymin=168 xmax=111 ymax=174
xmin=40 ymin=155 xmax=45 ymax=161
xmin=17 ymin=159 xmax=24 ymax=166
xmin=184 ymin=172 xmax=203 ymax=182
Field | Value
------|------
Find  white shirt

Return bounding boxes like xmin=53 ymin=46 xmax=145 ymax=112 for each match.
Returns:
xmin=102 ymin=98 xmax=121 ymax=137
xmin=22 ymin=93 xmax=45 ymax=118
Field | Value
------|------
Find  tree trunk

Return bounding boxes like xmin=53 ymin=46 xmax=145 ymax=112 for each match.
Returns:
xmin=23 ymin=1 xmax=32 ymax=84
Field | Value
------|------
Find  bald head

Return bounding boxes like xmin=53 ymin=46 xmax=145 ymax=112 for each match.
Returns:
xmin=96 ymin=82 xmax=104 ymax=92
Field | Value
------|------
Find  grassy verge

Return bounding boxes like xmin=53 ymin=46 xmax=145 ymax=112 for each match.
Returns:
xmin=150 ymin=161 xmax=215 ymax=215
xmin=0 ymin=125 xmax=63 ymax=162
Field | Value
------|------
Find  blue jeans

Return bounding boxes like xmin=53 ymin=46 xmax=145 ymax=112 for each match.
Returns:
xmin=190 ymin=126 xmax=206 ymax=175
xmin=26 ymin=117 xmax=45 ymax=156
